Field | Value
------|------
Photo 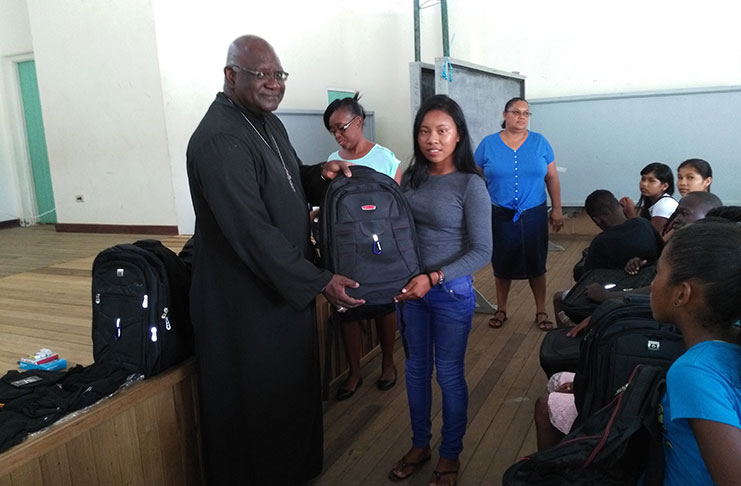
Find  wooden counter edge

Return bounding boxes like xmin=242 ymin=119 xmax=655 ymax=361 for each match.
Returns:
xmin=0 ymin=357 xmax=197 ymax=473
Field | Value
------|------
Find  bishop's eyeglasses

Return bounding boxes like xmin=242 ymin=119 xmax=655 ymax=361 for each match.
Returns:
xmin=230 ymin=65 xmax=290 ymax=82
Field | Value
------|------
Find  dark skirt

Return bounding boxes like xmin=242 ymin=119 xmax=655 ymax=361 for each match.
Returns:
xmin=339 ymin=302 xmax=396 ymax=322
xmin=491 ymin=203 xmax=548 ymax=279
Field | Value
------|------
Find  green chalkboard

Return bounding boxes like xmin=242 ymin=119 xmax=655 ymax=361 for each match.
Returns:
xmin=328 ymin=89 xmax=355 ymax=104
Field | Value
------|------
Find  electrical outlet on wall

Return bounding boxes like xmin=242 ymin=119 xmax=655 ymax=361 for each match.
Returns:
xmin=74 ymin=194 xmax=85 ymax=203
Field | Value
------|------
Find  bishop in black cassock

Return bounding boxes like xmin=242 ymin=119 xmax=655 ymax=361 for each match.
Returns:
xmin=186 ymin=35 xmax=361 ymax=485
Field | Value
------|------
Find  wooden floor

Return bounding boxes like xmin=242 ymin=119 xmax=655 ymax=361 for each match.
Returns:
xmin=0 ymin=225 xmax=189 ymax=372
xmin=0 ymin=223 xmax=594 ymax=485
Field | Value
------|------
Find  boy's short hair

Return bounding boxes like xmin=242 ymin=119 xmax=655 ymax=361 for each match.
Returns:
xmin=680 ymin=191 xmax=722 ymax=209
xmin=585 ymin=189 xmax=619 ymax=218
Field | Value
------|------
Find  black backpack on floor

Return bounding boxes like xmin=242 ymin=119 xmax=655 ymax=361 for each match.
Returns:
xmin=573 ymin=295 xmax=683 ymax=426
xmin=502 ymin=364 xmax=667 ymax=486
xmin=539 ymin=327 xmax=583 ymax=378
xmin=539 ymin=293 xmax=673 ymax=380
xmin=561 ymin=266 xmax=657 ymax=323
xmin=91 ymin=240 xmax=194 ymax=377
xmin=319 ymin=166 xmax=421 ymax=305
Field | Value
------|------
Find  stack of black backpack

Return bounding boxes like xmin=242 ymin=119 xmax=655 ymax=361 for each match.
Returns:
xmin=538 ymin=266 xmax=660 ymax=379
xmin=540 ymin=292 xmax=681 ymax=380
xmin=0 ymin=363 xmax=135 ymax=454
xmin=504 ymin=294 xmax=686 ymax=485
xmin=560 ymin=265 xmax=657 ymax=324
xmin=0 ymin=239 xmax=194 ymax=454
xmin=91 ymin=239 xmax=194 ymax=377
xmin=503 ymin=364 xmax=668 ymax=486
xmin=571 ymin=295 xmax=684 ymax=425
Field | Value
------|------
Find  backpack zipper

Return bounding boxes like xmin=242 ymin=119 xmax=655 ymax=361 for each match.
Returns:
xmin=583 ymin=365 xmax=642 ymax=466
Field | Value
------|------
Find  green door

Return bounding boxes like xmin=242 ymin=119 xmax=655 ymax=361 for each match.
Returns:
xmin=18 ymin=60 xmax=56 ymax=224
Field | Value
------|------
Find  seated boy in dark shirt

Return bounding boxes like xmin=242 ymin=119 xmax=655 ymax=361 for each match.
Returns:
xmin=553 ymin=189 xmax=663 ymax=326
xmin=581 ymin=189 xmax=663 ymax=272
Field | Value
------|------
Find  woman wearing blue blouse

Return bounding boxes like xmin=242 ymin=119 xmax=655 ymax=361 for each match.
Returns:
xmin=474 ymin=97 xmax=564 ymax=330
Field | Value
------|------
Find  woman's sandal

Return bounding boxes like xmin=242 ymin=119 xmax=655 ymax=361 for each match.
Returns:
xmin=388 ymin=451 xmax=432 ymax=482
xmin=429 ymin=467 xmax=459 ymax=486
xmin=535 ymin=311 xmax=555 ymax=331
xmin=488 ymin=309 xmax=508 ymax=328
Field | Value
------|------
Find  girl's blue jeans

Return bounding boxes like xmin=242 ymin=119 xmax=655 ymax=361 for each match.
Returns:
xmin=397 ymin=274 xmax=475 ymax=460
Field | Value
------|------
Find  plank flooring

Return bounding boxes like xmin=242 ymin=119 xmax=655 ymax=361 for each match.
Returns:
xmin=0 ymin=222 xmax=595 ymax=485
xmin=316 ymin=232 xmax=590 ymax=485
xmin=0 ymin=225 xmax=189 ymax=371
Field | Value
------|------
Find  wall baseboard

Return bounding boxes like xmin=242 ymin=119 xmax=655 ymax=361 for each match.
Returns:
xmin=55 ymin=223 xmax=179 ymax=235
xmin=0 ymin=219 xmax=21 ymax=230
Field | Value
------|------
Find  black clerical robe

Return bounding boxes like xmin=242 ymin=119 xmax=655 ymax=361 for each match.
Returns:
xmin=186 ymin=93 xmax=331 ymax=485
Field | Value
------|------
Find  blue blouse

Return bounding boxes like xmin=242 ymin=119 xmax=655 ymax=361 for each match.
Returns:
xmin=474 ymin=131 xmax=554 ymax=221
xmin=662 ymin=340 xmax=741 ymax=486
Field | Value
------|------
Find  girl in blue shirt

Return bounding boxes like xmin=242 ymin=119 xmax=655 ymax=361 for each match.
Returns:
xmin=650 ymin=222 xmax=741 ymax=485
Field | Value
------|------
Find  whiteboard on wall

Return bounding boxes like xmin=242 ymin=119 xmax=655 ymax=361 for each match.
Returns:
xmin=434 ymin=58 xmax=525 ymax=151
xmin=529 ymin=87 xmax=741 ymax=207
xmin=410 ymin=58 xmax=525 ymax=151
xmin=276 ymin=109 xmax=374 ymax=166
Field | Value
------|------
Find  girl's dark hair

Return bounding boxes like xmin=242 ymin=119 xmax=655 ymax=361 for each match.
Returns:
xmin=677 ymin=158 xmax=713 ymax=191
xmin=501 ymin=97 xmax=528 ymax=129
xmin=637 ymin=162 xmax=675 ymax=218
xmin=323 ymin=92 xmax=366 ymax=130
xmin=404 ymin=94 xmax=481 ymax=189
xmin=705 ymin=205 xmax=741 ymax=223
xmin=664 ymin=222 xmax=741 ymax=331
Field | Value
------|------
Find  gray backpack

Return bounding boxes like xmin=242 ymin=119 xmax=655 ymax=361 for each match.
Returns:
xmin=319 ymin=166 xmax=421 ymax=305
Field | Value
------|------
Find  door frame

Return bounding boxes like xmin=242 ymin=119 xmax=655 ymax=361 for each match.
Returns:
xmin=3 ymin=52 xmax=43 ymax=226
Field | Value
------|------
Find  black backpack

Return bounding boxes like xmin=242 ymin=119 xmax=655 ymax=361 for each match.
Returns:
xmin=319 ymin=166 xmax=421 ymax=305
xmin=539 ymin=326 xmax=583 ymax=378
xmin=91 ymin=240 xmax=194 ymax=377
xmin=561 ymin=265 xmax=657 ymax=323
xmin=178 ymin=236 xmax=194 ymax=274
xmin=502 ymin=364 xmax=667 ymax=486
xmin=539 ymin=292 xmax=680 ymax=380
xmin=573 ymin=295 xmax=683 ymax=425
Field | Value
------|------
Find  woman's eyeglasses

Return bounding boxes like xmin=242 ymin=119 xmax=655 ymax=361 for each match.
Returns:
xmin=507 ymin=110 xmax=532 ymax=117
xmin=329 ymin=116 xmax=359 ymax=135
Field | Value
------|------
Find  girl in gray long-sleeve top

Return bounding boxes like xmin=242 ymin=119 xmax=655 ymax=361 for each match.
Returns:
xmin=389 ymin=95 xmax=492 ymax=486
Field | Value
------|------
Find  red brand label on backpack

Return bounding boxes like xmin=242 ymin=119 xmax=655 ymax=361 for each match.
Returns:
xmin=361 ymin=205 xmax=376 ymax=211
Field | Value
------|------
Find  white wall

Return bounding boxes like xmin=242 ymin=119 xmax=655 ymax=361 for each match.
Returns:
xmin=4 ymin=0 xmax=740 ymax=232
xmin=0 ymin=0 xmax=34 ymax=223
xmin=153 ymin=0 xmax=741 ymax=233
xmin=151 ymin=0 xmax=437 ymax=233
xmin=452 ymin=0 xmax=741 ymax=98
xmin=24 ymin=0 xmax=177 ymax=226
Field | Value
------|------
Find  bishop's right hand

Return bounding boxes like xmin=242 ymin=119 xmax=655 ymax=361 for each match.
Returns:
xmin=322 ymin=274 xmax=365 ymax=311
